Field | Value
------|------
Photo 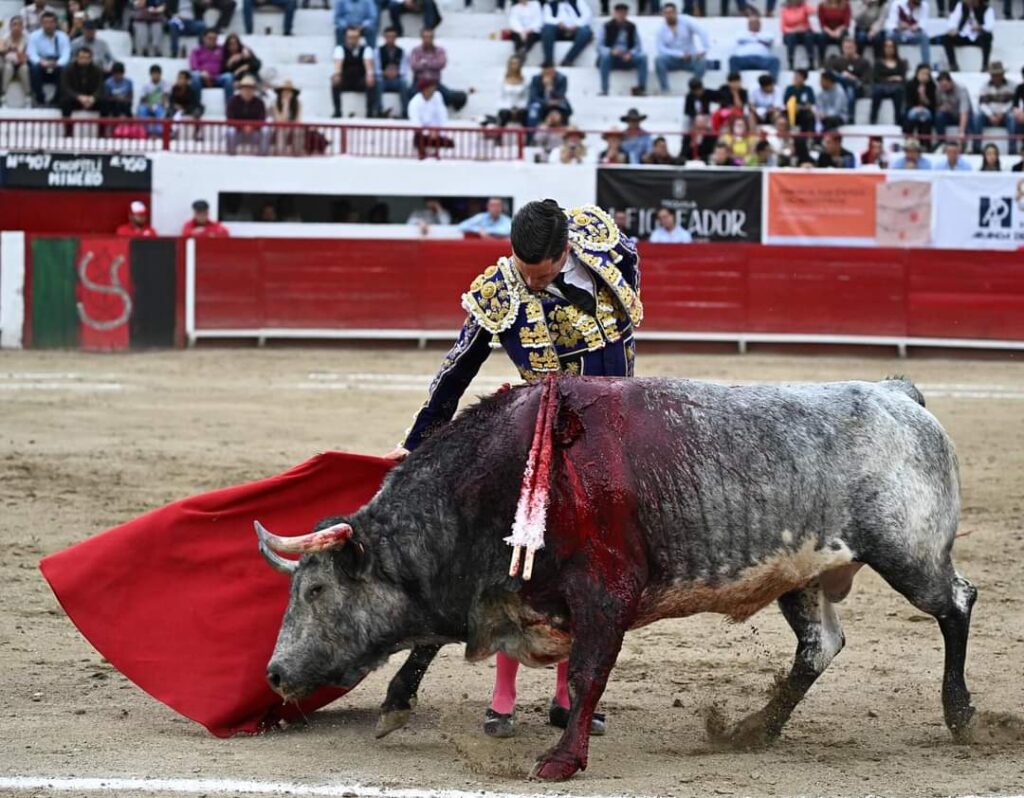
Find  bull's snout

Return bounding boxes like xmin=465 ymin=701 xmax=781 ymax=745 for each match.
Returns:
xmin=267 ymin=661 xmax=289 ymax=696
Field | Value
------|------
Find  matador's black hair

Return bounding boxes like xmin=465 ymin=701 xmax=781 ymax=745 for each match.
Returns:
xmin=510 ymin=199 xmax=568 ymax=264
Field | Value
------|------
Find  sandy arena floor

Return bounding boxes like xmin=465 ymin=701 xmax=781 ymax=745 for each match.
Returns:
xmin=1 ymin=348 xmax=1023 ymax=798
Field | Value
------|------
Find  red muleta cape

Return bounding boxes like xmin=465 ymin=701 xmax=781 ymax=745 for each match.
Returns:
xmin=38 ymin=452 xmax=394 ymax=737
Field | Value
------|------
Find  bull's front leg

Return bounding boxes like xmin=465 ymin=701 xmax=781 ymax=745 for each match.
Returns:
xmin=531 ymin=569 xmax=640 ymax=781
xmin=376 ymin=644 xmax=442 ymax=738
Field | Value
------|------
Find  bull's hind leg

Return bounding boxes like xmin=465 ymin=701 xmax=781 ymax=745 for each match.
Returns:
xmin=376 ymin=644 xmax=441 ymax=738
xmin=717 ymin=583 xmax=844 ymax=749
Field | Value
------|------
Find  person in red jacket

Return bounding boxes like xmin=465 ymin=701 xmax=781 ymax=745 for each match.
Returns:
xmin=115 ymin=201 xmax=158 ymax=237
xmin=181 ymin=199 xmax=230 ymax=237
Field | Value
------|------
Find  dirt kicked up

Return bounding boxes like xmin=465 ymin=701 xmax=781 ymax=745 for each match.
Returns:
xmin=1 ymin=348 xmax=1023 ymax=798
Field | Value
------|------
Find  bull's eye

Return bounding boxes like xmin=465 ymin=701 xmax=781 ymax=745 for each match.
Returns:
xmin=306 ymin=584 xmax=324 ymax=601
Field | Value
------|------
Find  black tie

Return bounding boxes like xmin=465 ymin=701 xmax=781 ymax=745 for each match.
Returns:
xmin=552 ymin=273 xmax=597 ymax=318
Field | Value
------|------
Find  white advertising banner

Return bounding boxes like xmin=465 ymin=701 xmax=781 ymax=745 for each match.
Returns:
xmin=931 ymin=174 xmax=1024 ymax=251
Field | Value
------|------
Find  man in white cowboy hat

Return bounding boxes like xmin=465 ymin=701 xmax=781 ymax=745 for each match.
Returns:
xmin=226 ymin=74 xmax=270 ymax=155
xmin=619 ymin=107 xmax=652 ymax=163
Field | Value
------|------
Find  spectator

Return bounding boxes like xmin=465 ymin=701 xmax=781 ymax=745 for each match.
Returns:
xmin=817 ymin=69 xmax=848 ymax=128
xmin=751 ymin=74 xmax=784 ymax=123
xmin=720 ymin=114 xmax=758 ymax=164
xmin=388 ymin=0 xmax=440 ymax=39
xmin=975 ymin=62 xmax=1017 ymax=155
xmin=852 ymin=0 xmax=886 ymax=54
xmin=373 ymin=26 xmax=409 ymax=118
xmin=24 ymin=0 xmax=56 ymax=33
xmin=407 ymin=198 xmax=451 ymax=235
xmin=193 ymin=0 xmax=237 ymax=33
xmin=683 ymin=76 xmax=713 ymax=120
xmin=728 ymin=13 xmax=779 ymax=82
xmin=780 ymin=0 xmax=815 ymax=70
xmin=72 ymin=21 xmax=113 ymax=74
xmin=784 ymin=67 xmax=816 ymax=135
xmin=116 ymin=201 xmax=158 ymax=237
xmin=869 ymin=37 xmax=905 ymax=124
xmin=714 ymin=69 xmax=748 ymax=131
xmin=409 ymin=28 xmax=468 ymax=111
xmin=102 ymin=60 xmax=133 ymax=126
xmin=934 ymin=70 xmax=974 ymax=147
xmin=599 ymin=126 xmax=628 ymax=163
xmin=137 ymin=63 xmax=169 ymax=136
xmin=943 ymin=0 xmax=993 ymax=72
xmin=458 ymin=197 xmax=512 ymax=237
xmin=816 ymin=0 xmax=851 ymax=64
xmin=497 ymin=54 xmax=527 ymax=126
xmin=979 ymin=141 xmax=1001 ymax=170
xmin=826 ymin=36 xmax=870 ymax=122
xmin=222 ymin=32 xmax=262 ymax=84
xmin=903 ymin=63 xmax=935 ymax=139
xmin=1011 ymin=154 xmax=1023 ymax=172
xmin=619 ymin=107 xmax=652 ymax=163
xmin=167 ymin=0 xmax=205 ymax=59
xmin=891 ymin=137 xmax=931 ymax=168
xmin=816 ymin=129 xmax=855 ymax=166
xmin=333 ymin=0 xmax=378 ymax=45
xmin=1013 ymin=66 xmax=1024 ymax=149
xmin=649 ymin=206 xmax=692 ymax=243
xmin=642 ymin=135 xmax=676 ymax=164
xmin=132 ymin=0 xmax=167 ymax=57
xmin=1 ymin=15 xmax=31 ymax=107
xmin=860 ymin=133 xmax=888 ymax=166
xmin=935 ymin=139 xmax=971 ymax=169
xmin=597 ymin=3 xmax=647 ymax=97
xmin=408 ymin=79 xmax=451 ymax=158
xmin=271 ymin=78 xmax=303 ymax=154
xmin=189 ymin=29 xmax=233 ymax=103
xmin=170 ymin=68 xmax=204 ymax=136
xmin=27 ymin=11 xmax=69 ymax=106
xmin=771 ymin=114 xmax=809 ymax=164
xmin=225 ymin=73 xmax=270 ymax=155
xmin=532 ymin=107 xmax=565 ymax=161
xmin=655 ymin=2 xmax=709 ymax=91
xmin=182 ymin=199 xmax=230 ymax=237
xmin=331 ymin=25 xmax=375 ymax=118
xmin=540 ymin=0 xmax=594 ymax=67
xmin=751 ymin=139 xmax=775 ymax=165
xmin=709 ymin=141 xmax=737 ymax=165
xmin=550 ymin=125 xmax=587 ymax=163
xmin=64 ymin=1 xmax=86 ymax=42
xmin=59 ymin=45 xmax=102 ymax=135
xmin=526 ymin=60 xmax=572 ymax=129
xmin=885 ymin=0 xmax=930 ymax=68
xmin=244 ymin=0 xmax=297 ymax=37
xmin=680 ymin=113 xmax=715 ymax=162
xmin=507 ymin=0 xmax=543 ymax=57
xmin=613 ymin=209 xmax=629 ymax=233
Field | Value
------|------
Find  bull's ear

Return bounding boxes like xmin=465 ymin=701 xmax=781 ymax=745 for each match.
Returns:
xmin=334 ymin=537 xmax=372 ymax=581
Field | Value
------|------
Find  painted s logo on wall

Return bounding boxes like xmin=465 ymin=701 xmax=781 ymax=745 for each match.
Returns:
xmin=76 ymin=251 xmax=133 ymax=331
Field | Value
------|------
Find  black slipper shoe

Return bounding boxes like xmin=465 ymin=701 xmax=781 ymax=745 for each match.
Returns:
xmin=484 ymin=707 xmax=517 ymax=738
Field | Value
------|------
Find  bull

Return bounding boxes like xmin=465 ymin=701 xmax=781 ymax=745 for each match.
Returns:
xmin=256 ymin=376 xmax=977 ymax=781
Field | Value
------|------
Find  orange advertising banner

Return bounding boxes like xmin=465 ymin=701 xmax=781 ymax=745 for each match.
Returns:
xmin=768 ymin=172 xmax=886 ymax=239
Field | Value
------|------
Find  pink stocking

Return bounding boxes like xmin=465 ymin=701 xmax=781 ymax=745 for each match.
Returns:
xmin=491 ymin=652 xmax=519 ymax=714
xmin=554 ymin=660 xmax=571 ymax=709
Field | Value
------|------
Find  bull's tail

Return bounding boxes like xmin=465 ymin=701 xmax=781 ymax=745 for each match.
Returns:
xmin=882 ymin=375 xmax=926 ymax=407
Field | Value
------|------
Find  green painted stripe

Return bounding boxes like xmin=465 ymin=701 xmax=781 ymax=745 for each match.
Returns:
xmin=31 ymin=238 xmax=79 ymax=349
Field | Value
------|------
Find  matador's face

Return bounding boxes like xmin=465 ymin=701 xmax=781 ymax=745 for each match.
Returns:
xmin=513 ymin=244 xmax=570 ymax=293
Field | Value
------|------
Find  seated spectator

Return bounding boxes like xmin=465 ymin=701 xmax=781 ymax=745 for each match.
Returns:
xmin=643 ymin=135 xmax=676 ymax=164
xmin=373 ymin=26 xmax=409 ymax=118
xmin=826 ymin=36 xmax=869 ymax=121
xmin=753 ymin=139 xmax=776 ymax=165
xmin=24 ymin=0 xmax=57 ymax=33
xmin=27 ymin=11 xmax=69 ymax=106
xmin=713 ymin=70 xmax=748 ymax=131
xmin=541 ymin=0 xmax=593 ymax=67
xmin=649 ymin=207 xmax=692 ymax=243
xmin=507 ymin=0 xmax=543 ymax=57
xmin=728 ymin=13 xmax=779 ymax=83
xmin=1 ymin=15 xmax=32 ymax=108
xmin=225 ymin=73 xmax=270 ymax=155
xmin=1013 ymin=67 xmax=1024 ymax=150
xmin=408 ymin=79 xmax=451 ymax=158
xmin=550 ymin=125 xmax=588 ymax=163
xmin=458 ymin=198 xmax=512 ymax=237
xmin=943 ymin=0 xmax=993 ymax=72
xmin=980 ymin=141 xmax=1001 ymax=170
xmin=684 ymin=77 xmax=713 ymax=120
xmin=410 ymin=28 xmax=468 ymax=111
xmin=193 ymin=0 xmax=237 ymax=34
xmin=709 ymin=141 xmax=737 ymax=166
xmin=975 ymin=62 xmax=1017 ymax=155
xmin=599 ymin=127 xmax=628 ymax=163
xmin=869 ymin=38 xmax=905 ymax=124
xmin=271 ymin=79 xmax=303 ymax=154
xmin=116 ymin=201 xmax=157 ymax=237
xmin=170 ymin=68 xmax=204 ymax=137
xmin=334 ymin=0 xmax=378 ymax=46
xmin=860 ymin=134 xmax=888 ymax=166
xmin=597 ymin=3 xmax=647 ymax=97
xmin=720 ymin=114 xmax=758 ymax=164
xmin=680 ymin=113 xmax=717 ymax=162
xmin=816 ymin=129 xmax=855 ymax=166
xmin=222 ymin=33 xmax=262 ymax=85
xmin=72 ymin=21 xmax=113 ymax=75
xmin=816 ymin=0 xmax=851 ymax=64
xmin=620 ymin=107 xmax=652 ymax=163
xmin=64 ymin=0 xmax=86 ymax=40
xmin=190 ymin=29 xmax=233 ymax=103
xmin=137 ymin=63 xmax=169 ymax=137
xmin=59 ymin=46 xmax=102 ymax=135
xmin=168 ymin=0 xmax=206 ymax=59
xmin=332 ymin=25 xmax=375 ymax=118
xmin=132 ymin=0 xmax=167 ymax=57
xmin=934 ymin=70 xmax=975 ymax=147
xmin=780 ymin=0 xmax=815 ymax=70
xmin=852 ymin=0 xmax=886 ymax=54
xmin=817 ymin=70 xmax=848 ymax=129
xmin=891 ymin=137 xmax=930 ymax=168
xmin=388 ymin=0 xmax=440 ymax=40
xmin=526 ymin=60 xmax=572 ymax=129
xmin=102 ymin=60 xmax=133 ymax=126
xmin=407 ymin=198 xmax=451 ymax=234
xmin=182 ymin=199 xmax=230 ymax=237
xmin=655 ymin=3 xmax=709 ymax=92
xmin=497 ymin=54 xmax=527 ymax=126
xmin=532 ymin=107 xmax=565 ymax=161
xmin=244 ymin=0 xmax=297 ymax=37
xmin=885 ymin=0 xmax=930 ymax=69
xmin=935 ymin=139 xmax=971 ymax=169
xmin=903 ymin=64 xmax=935 ymax=139
xmin=784 ymin=68 xmax=816 ymax=135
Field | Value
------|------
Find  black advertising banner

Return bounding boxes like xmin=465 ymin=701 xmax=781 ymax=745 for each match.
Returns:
xmin=1 ymin=152 xmax=151 ymax=191
xmin=597 ymin=168 xmax=762 ymax=243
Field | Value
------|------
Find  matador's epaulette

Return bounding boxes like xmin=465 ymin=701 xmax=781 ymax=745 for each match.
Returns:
xmin=566 ymin=204 xmax=621 ymax=254
xmin=461 ymin=258 xmax=522 ymax=336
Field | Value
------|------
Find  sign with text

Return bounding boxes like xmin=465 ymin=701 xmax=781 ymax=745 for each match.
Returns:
xmin=932 ymin=174 xmax=1024 ymax=250
xmin=1 ymin=153 xmax=151 ymax=191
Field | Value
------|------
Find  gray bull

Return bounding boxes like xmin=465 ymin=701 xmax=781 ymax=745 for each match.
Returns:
xmin=257 ymin=376 xmax=976 ymax=781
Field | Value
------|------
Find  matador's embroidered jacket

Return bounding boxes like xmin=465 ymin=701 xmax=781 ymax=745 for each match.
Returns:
xmin=403 ymin=204 xmax=642 ymax=450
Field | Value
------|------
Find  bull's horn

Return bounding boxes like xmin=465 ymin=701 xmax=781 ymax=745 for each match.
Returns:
xmin=257 ymin=533 xmax=298 ymax=575
xmin=255 ymin=519 xmax=354 ymax=554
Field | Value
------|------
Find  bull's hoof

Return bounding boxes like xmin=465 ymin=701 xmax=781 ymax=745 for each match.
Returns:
xmin=948 ymin=706 xmax=977 ymax=745
xmin=530 ymin=749 xmax=584 ymax=781
xmin=706 ymin=708 xmax=779 ymax=751
xmin=375 ymin=708 xmax=411 ymax=739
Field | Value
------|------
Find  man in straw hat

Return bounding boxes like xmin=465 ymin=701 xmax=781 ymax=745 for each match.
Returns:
xmin=225 ymin=74 xmax=270 ymax=155
xmin=619 ymin=106 xmax=652 ymax=163
xmin=975 ymin=61 xmax=1017 ymax=155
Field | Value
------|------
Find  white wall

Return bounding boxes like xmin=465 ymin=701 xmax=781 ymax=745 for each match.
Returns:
xmin=0 ymin=231 xmax=25 ymax=349
xmin=150 ymin=153 xmax=597 ymax=238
